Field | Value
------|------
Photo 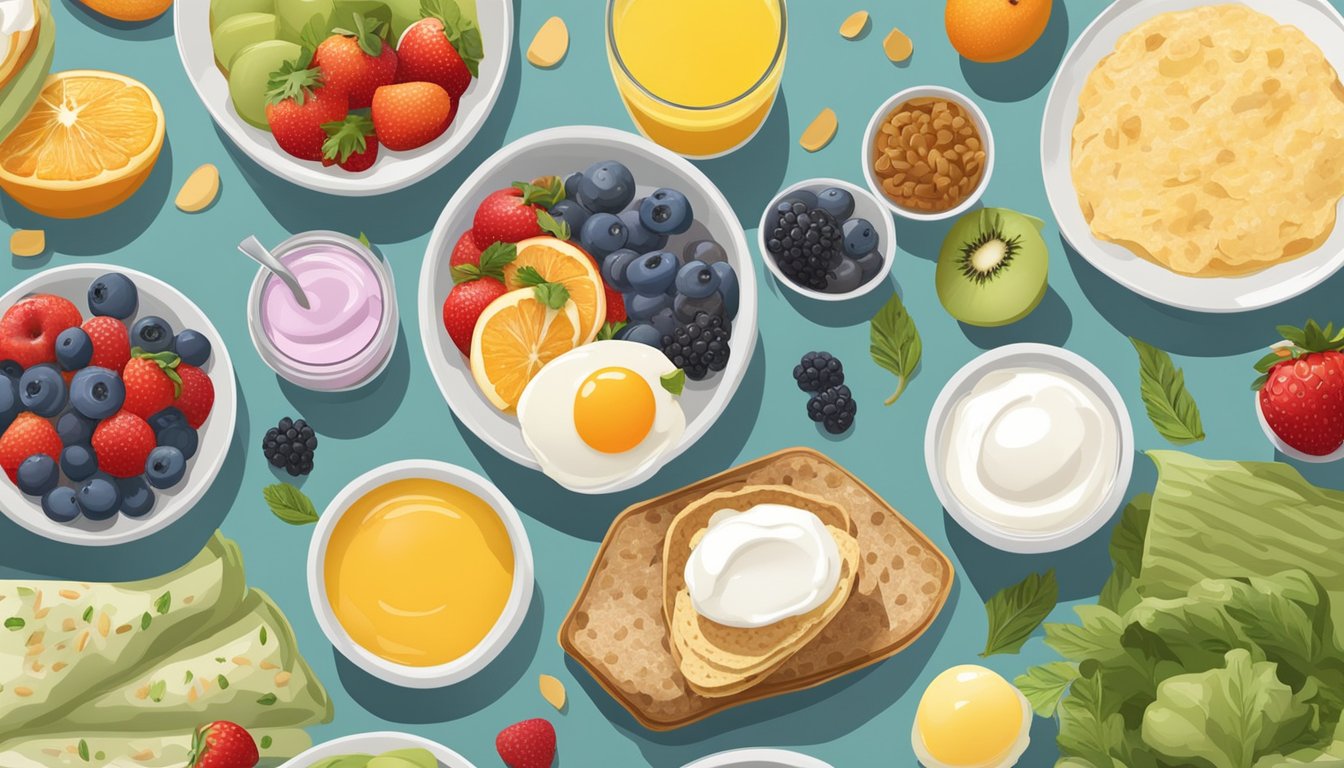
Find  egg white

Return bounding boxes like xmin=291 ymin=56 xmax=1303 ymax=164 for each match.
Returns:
xmin=910 ymin=677 xmax=1032 ymax=768
xmin=517 ymin=340 xmax=686 ymax=492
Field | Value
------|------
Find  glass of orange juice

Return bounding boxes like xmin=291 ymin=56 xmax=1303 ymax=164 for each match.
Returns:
xmin=606 ymin=0 xmax=787 ymax=159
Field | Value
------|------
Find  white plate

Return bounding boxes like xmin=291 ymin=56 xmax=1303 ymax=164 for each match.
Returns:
xmin=923 ymin=343 xmax=1135 ymax=554
xmin=418 ymin=126 xmax=758 ymax=495
xmin=281 ymin=732 xmax=476 ymax=768
xmin=174 ymin=1 xmax=513 ymax=196
xmin=307 ymin=460 xmax=534 ymax=688
xmin=0 ymin=265 xmax=237 ymax=547
xmin=681 ymin=748 xmax=834 ymax=768
xmin=1041 ymin=0 xmax=1344 ymax=313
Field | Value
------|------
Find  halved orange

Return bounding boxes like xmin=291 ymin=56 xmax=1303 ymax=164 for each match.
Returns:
xmin=0 ymin=70 xmax=165 ymax=218
xmin=502 ymin=236 xmax=607 ymax=343
xmin=78 ymin=0 xmax=173 ymax=22
xmin=469 ymin=287 xmax=582 ymax=411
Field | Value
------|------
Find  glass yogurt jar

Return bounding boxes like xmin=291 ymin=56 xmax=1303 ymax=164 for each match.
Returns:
xmin=247 ymin=231 xmax=398 ymax=391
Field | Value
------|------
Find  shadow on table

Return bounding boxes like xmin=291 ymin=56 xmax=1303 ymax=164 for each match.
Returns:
xmin=959 ymin=285 xmax=1073 ymax=348
xmin=1278 ymin=451 xmax=1344 ymax=492
xmin=777 ymin=272 xmax=900 ymax=328
xmin=692 ymin=91 xmax=791 ymax=226
xmin=277 ymin=323 xmax=411 ymax=439
xmin=335 ymin=585 xmax=544 ymax=722
xmin=960 ymin=0 xmax=1070 ymax=103
xmin=58 ymin=0 xmax=175 ymax=41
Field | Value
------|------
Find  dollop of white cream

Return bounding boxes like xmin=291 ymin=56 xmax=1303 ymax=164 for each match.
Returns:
xmin=684 ymin=504 xmax=841 ymax=629
xmin=0 ymin=0 xmax=35 ymax=37
xmin=942 ymin=367 xmax=1119 ymax=535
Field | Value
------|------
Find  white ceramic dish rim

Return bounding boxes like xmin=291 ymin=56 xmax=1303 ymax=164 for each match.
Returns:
xmin=279 ymin=731 xmax=476 ymax=768
xmin=0 ymin=264 xmax=237 ymax=548
xmin=173 ymin=0 xmax=513 ymax=197
xmin=417 ymin=125 xmax=758 ymax=495
xmin=756 ymin=177 xmax=897 ymax=302
xmin=680 ymin=748 xmax=835 ymax=768
xmin=861 ymin=84 xmax=995 ymax=223
xmin=246 ymin=230 xmax=400 ymax=393
xmin=1040 ymin=0 xmax=1344 ymax=313
xmin=1255 ymin=392 xmax=1344 ymax=464
xmin=922 ymin=343 xmax=1136 ymax=554
xmin=306 ymin=459 xmax=534 ymax=688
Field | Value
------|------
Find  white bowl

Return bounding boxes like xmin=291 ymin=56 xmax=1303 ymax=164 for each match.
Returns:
xmin=681 ymin=749 xmax=835 ymax=768
xmin=418 ymin=125 xmax=758 ymax=495
xmin=1041 ymin=0 xmax=1344 ymax=312
xmin=923 ymin=343 xmax=1135 ymax=554
xmin=757 ymin=178 xmax=897 ymax=302
xmin=861 ymin=85 xmax=995 ymax=223
xmin=280 ymin=732 xmax=477 ymax=768
xmin=306 ymin=460 xmax=534 ymax=688
xmin=0 ymin=265 xmax=237 ymax=547
xmin=1255 ymin=392 xmax=1344 ymax=464
xmin=174 ymin=1 xmax=513 ymax=196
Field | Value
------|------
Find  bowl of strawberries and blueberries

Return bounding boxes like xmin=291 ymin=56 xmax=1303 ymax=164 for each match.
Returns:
xmin=1253 ymin=319 xmax=1344 ymax=463
xmin=0 ymin=273 xmax=216 ymax=524
xmin=441 ymin=159 xmax=742 ymax=383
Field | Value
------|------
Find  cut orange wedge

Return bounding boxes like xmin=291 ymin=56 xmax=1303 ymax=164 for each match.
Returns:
xmin=503 ymin=236 xmax=607 ymax=343
xmin=469 ymin=287 xmax=582 ymax=411
xmin=0 ymin=70 xmax=165 ymax=218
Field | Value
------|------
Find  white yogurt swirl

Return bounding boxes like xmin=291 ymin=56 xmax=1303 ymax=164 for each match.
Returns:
xmin=0 ymin=0 xmax=35 ymax=36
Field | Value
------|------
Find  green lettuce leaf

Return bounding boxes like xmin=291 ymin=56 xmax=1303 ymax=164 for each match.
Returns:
xmin=1016 ymin=661 xmax=1079 ymax=717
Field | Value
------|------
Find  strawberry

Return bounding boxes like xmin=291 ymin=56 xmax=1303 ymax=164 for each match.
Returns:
xmin=175 ymin=363 xmax=216 ymax=429
xmin=449 ymin=228 xmax=483 ymax=270
xmin=1254 ymin=320 xmax=1344 ymax=457
xmin=443 ymin=241 xmax=515 ymax=356
xmin=371 ymin=81 xmax=452 ymax=151
xmin=322 ymin=113 xmax=379 ymax=172
xmin=0 ymin=294 xmax=83 ymax=369
xmin=602 ymin=282 xmax=626 ymax=324
xmin=0 ymin=413 xmax=63 ymax=483
xmin=91 ymin=411 xmax=156 ymax=479
xmin=188 ymin=721 xmax=259 ymax=768
xmin=471 ymin=180 xmax=567 ymax=249
xmin=312 ymin=14 xmax=398 ymax=109
xmin=122 ymin=349 xmax=181 ymax=419
xmin=495 ymin=718 xmax=556 ymax=768
xmin=82 ymin=316 xmax=132 ymax=372
xmin=394 ymin=0 xmax=484 ymax=99
xmin=266 ymin=51 xmax=351 ymax=162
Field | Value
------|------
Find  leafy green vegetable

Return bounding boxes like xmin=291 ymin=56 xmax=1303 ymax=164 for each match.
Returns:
xmin=869 ymin=292 xmax=921 ymax=405
xmin=982 ymin=570 xmax=1058 ymax=657
xmin=660 ymin=369 xmax=686 ymax=396
xmin=597 ymin=321 xmax=627 ymax=341
xmin=263 ymin=483 xmax=319 ymax=525
xmin=1131 ymin=338 xmax=1205 ymax=444
xmin=1015 ymin=661 xmax=1079 ymax=717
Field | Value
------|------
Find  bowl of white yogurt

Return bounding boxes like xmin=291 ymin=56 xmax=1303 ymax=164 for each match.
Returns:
xmin=923 ymin=343 xmax=1134 ymax=554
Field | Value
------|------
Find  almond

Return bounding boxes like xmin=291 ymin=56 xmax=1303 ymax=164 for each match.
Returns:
xmin=9 ymin=230 xmax=44 ymax=257
xmin=539 ymin=673 xmax=566 ymax=710
xmin=800 ymin=108 xmax=838 ymax=152
xmin=527 ymin=17 xmax=569 ymax=68
xmin=840 ymin=11 xmax=869 ymax=39
xmin=175 ymin=164 xmax=220 ymax=213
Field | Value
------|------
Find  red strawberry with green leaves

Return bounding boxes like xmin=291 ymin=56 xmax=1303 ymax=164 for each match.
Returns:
xmin=322 ymin=113 xmax=379 ymax=172
xmin=82 ymin=316 xmax=132 ymax=372
xmin=449 ymin=228 xmax=483 ymax=270
xmin=496 ymin=718 xmax=556 ymax=768
xmin=91 ymin=410 xmax=156 ymax=479
xmin=175 ymin=363 xmax=216 ymax=429
xmin=313 ymin=14 xmax=398 ymax=109
xmin=0 ymin=413 xmax=62 ymax=483
xmin=122 ymin=348 xmax=181 ymax=419
xmin=188 ymin=721 xmax=259 ymax=768
xmin=471 ymin=179 xmax=567 ymax=248
xmin=395 ymin=0 xmax=484 ymax=99
xmin=266 ymin=50 xmax=351 ymax=162
xmin=0 ymin=294 xmax=83 ymax=369
xmin=442 ymin=241 xmax=515 ymax=356
xmin=1254 ymin=319 xmax=1344 ymax=457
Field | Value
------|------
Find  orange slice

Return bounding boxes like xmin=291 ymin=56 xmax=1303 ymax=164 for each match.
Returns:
xmin=0 ymin=70 xmax=165 ymax=219
xmin=469 ymin=288 xmax=582 ymax=411
xmin=502 ymin=236 xmax=606 ymax=343
xmin=77 ymin=0 xmax=173 ymax=22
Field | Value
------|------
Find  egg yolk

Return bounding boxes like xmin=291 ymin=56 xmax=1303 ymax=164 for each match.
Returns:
xmin=916 ymin=665 xmax=1024 ymax=766
xmin=573 ymin=366 xmax=656 ymax=453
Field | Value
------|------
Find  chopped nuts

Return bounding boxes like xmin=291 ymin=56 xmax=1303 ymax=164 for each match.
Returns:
xmin=883 ymin=26 xmax=914 ymax=63
xmin=527 ymin=17 xmax=569 ymax=68
xmin=9 ymin=229 xmax=44 ymax=257
xmin=871 ymin=97 xmax=987 ymax=212
xmin=800 ymin=108 xmax=838 ymax=152
xmin=539 ymin=673 xmax=567 ymax=710
xmin=839 ymin=11 xmax=869 ymax=39
xmin=175 ymin=164 xmax=220 ymax=213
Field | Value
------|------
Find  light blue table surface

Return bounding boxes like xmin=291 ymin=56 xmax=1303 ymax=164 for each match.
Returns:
xmin=3 ymin=1 xmax=1344 ymax=765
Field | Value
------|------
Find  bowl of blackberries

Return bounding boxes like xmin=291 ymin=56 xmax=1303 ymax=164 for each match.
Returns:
xmin=758 ymin=179 xmax=896 ymax=302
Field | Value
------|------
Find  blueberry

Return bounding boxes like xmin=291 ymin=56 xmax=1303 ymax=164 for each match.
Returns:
xmin=149 ymin=408 xmax=199 ymax=459
xmin=575 ymin=161 xmax=636 ymax=213
xmin=563 ymin=172 xmax=584 ymax=200
xmin=19 ymin=365 xmax=66 ymax=417
xmin=785 ymin=189 xmax=819 ymax=210
xmin=674 ymin=292 xmax=725 ymax=323
xmin=619 ymin=209 xmax=668 ymax=253
xmin=639 ymin=188 xmax=694 ymax=235
xmin=78 ymin=474 xmax=121 ymax=520
xmin=147 ymin=407 xmax=186 ymax=433
xmin=69 ymin=367 xmax=124 ymax=420
xmin=579 ymin=213 xmax=628 ymax=258
xmin=711 ymin=262 xmax=740 ymax=319
xmin=0 ymin=376 xmax=18 ymax=434
xmin=55 ymin=327 xmax=93 ymax=370
xmin=842 ymin=218 xmax=879 ymax=258
xmin=0 ymin=360 xmax=22 ymax=381
xmin=549 ymin=199 xmax=591 ymax=238
xmin=627 ymin=292 xmax=672 ymax=321
xmin=855 ymin=251 xmax=884 ymax=282
xmin=119 ymin=477 xmax=155 ymax=517
xmin=172 ymin=330 xmax=212 ymax=367
xmin=131 ymin=316 xmax=174 ymax=353
xmin=61 ymin=445 xmax=98 ymax=482
xmin=17 ymin=454 xmax=58 ymax=496
xmin=621 ymin=322 xmax=663 ymax=348
xmin=627 ymin=251 xmax=678 ymax=297
xmin=87 ymin=272 xmax=138 ymax=319
xmin=674 ymin=260 xmax=721 ymax=299
xmin=816 ymin=187 xmax=855 ymax=220
xmin=57 ymin=412 xmax=97 ymax=446
xmin=683 ymin=239 xmax=728 ymax=266
xmin=42 ymin=487 xmax=81 ymax=523
xmin=649 ymin=307 xmax=678 ymax=336
xmin=145 ymin=446 xmax=186 ymax=489
xmin=825 ymin=256 xmax=864 ymax=294
xmin=600 ymin=249 xmax=639 ymax=292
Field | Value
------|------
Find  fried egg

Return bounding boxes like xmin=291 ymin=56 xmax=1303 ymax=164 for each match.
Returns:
xmin=912 ymin=665 xmax=1031 ymax=768
xmin=517 ymin=340 xmax=685 ymax=492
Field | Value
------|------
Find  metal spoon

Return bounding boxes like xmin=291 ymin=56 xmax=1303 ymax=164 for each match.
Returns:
xmin=238 ymin=235 xmax=310 ymax=310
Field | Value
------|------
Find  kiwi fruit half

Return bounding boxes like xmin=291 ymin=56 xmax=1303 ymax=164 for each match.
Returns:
xmin=936 ymin=208 xmax=1049 ymax=327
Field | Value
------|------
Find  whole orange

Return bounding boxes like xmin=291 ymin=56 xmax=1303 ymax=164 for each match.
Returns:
xmin=78 ymin=0 xmax=172 ymax=22
xmin=946 ymin=0 xmax=1052 ymax=63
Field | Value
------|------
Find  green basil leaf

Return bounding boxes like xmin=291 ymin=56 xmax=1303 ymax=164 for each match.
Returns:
xmin=982 ymin=569 xmax=1059 ymax=657
xmin=263 ymin=483 xmax=319 ymax=526
xmin=1131 ymin=338 xmax=1205 ymax=445
xmin=869 ymin=292 xmax=921 ymax=405
xmin=1016 ymin=661 xmax=1080 ymax=717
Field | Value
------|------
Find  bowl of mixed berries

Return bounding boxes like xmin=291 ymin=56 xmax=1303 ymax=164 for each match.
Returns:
xmin=0 ymin=265 xmax=236 ymax=546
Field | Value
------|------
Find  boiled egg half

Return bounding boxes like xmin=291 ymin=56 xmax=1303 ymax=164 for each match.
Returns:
xmin=912 ymin=665 xmax=1031 ymax=768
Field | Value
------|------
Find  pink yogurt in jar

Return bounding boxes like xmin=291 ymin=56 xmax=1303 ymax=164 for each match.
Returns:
xmin=260 ymin=244 xmax=383 ymax=366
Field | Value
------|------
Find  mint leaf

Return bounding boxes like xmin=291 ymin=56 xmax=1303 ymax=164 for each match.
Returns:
xmin=154 ymin=591 xmax=171 ymax=614
xmin=532 ymin=281 xmax=570 ymax=310
xmin=597 ymin=321 xmax=626 ymax=341
xmin=982 ymin=569 xmax=1059 ymax=657
xmin=262 ymin=483 xmax=319 ymax=525
xmin=1131 ymin=338 xmax=1205 ymax=445
xmin=870 ymin=292 xmax=921 ymax=405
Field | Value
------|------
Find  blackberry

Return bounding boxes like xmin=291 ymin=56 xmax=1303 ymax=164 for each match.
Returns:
xmin=262 ymin=417 xmax=318 ymax=477
xmin=764 ymin=200 xmax=842 ymax=290
xmin=793 ymin=351 xmax=844 ymax=393
xmin=660 ymin=311 xmax=731 ymax=381
xmin=807 ymin=385 xmax=857 ymax=435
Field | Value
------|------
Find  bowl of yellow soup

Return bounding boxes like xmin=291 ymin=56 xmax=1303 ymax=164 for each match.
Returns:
xmin=306 ymin=460 xmax=534 ymax=688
